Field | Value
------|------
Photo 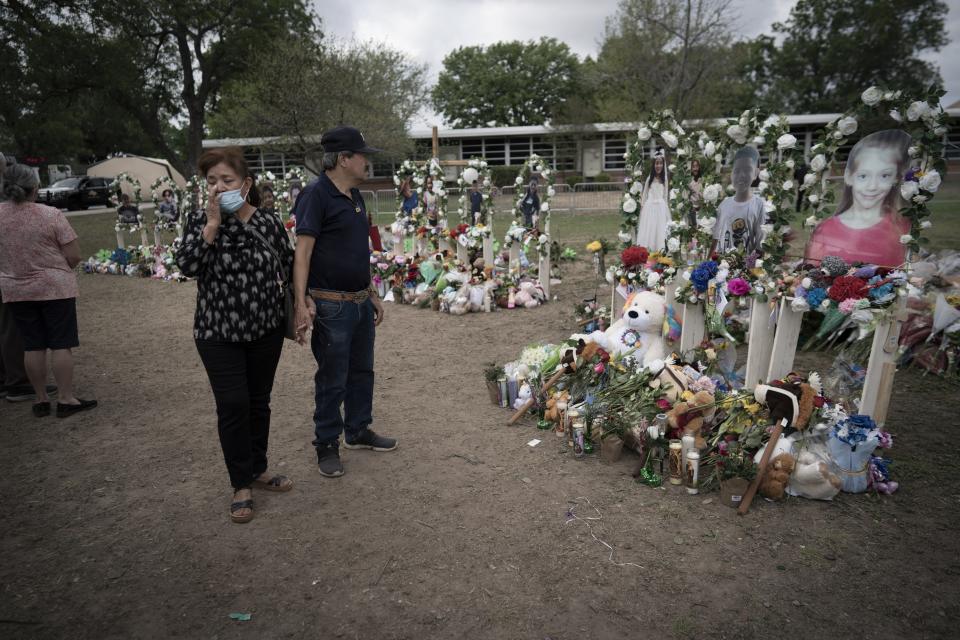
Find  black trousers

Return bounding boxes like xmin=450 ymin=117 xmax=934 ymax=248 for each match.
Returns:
xmin=0 ymin=292 xmax=28 ymax=388
xmin=195 ymin=328 xmax=284 ymax=489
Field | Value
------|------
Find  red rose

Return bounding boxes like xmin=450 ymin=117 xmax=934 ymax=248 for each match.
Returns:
xmin=813 ymin=396 xmax=825 ymax=408
xmin=656 ymin=398 xmax=672 ymax=410
xmin=621 ymin=246 xmax=650 ymax=269
xmin=828 ymin=275 xmax=868 ymax=302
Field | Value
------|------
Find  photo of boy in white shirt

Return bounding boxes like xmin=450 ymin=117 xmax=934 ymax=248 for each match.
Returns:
xmin=712 ymin=146 xmax=766 ymax=255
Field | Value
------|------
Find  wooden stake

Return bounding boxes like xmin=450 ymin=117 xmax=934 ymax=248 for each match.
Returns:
xmin=737 ymin=418 xmax=787 ymax=516
xmin=432 ymin=126 xmax=439 ymax=159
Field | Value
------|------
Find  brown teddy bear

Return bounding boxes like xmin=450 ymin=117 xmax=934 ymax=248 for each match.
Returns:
xmin=543 ymin=390 xmax=569 ymax=426
xmin=665 ymin=389 xmax=715 ymax=448
xmin=759 ymin=452 xmax=796 ymax=500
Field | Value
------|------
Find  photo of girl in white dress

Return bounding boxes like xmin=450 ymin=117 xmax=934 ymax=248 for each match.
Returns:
xmin=635 ymin=151 xmax=670 ymax=251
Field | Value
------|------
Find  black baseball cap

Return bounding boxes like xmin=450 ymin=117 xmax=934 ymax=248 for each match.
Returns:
xmin=321 ymin=126 xmax=381 ymax=154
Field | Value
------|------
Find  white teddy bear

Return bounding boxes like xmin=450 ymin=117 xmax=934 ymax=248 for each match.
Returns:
xmin=578 ymin=291 xmax=666 ymax=366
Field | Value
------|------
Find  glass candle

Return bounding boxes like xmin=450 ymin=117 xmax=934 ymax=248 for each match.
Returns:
xmin=668 ymin=440 xmax=683 ymax=485
xmin=686 ymin=450 xmax=700 ymax=494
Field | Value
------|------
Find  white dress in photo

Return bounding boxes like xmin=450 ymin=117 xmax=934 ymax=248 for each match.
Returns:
xmin=635 ymin=180 xmax=669 ymax=251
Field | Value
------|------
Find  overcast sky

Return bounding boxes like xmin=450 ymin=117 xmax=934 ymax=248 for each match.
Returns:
xmin=317 ymin=0 xmax=960 ymax=126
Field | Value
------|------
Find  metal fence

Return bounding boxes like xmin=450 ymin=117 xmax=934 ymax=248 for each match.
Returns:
xmin=365 ymin=184 xmax=625 ymax=217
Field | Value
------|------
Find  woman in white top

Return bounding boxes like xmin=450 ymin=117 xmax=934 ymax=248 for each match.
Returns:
xmin=636 ymin=152 xmax=670 ymax=251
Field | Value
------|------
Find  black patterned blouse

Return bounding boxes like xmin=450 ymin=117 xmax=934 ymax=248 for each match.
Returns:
xmin=176 ymin=208 xmax=294 ymax=342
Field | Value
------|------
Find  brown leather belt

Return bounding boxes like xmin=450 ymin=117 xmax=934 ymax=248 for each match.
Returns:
xmin=309 ymin=288 xmax=370 ymax=303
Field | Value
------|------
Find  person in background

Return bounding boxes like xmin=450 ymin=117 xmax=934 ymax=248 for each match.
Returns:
xmin=292 ymin=126 xmax=396 ymax=479
xmin=156 ymin=189 xmax=179 ymax=222
xmin=521 ymin=178 xmax=540 ymax=229
xmin=176 ymin=147 xmax=304 ymax=524
xmin=0 ymin=163 xmax=96 ymax=418
xmin=117 ymin=193 xmax=140 ymax=224
xmin=469 ymin=180 xmax=484 ymax=225
xmin=0 ymin=152 xmax=36 ymax=402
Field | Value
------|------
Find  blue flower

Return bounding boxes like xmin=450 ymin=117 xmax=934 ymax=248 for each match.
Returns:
xmin=867 ymin=275 xmax=894 ymax=300
xmin=691 ymin=260 xmax=718 ymax=293
xmin=806 ymin=287 xmax=827 ymax=308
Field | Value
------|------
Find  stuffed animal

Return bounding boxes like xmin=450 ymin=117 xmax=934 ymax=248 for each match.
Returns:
xmin=790 ymin=450 xmax=841 ymax=500
xmin=578 ymin=291 xmax=666 ymax=365
xmin=665 ymin=389 xmax=715 ymax=448
xmin=514 ymin=281 xmax=545 ymax=309
xmin=513 ymin=382 xmax=533 ymax=411
xmin=759 ymin=452 xmax=796 ymax=500
xmin=753 ymin=376 xmax=820 ymax=431
xmin=448 ymin=283 xmax=470 ymax=315
xmin=543 ymin=390 xmax=569 ymax=425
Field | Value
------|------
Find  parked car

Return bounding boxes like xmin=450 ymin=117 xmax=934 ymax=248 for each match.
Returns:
xmin=37 ymin=176 xmax=113 ymax=210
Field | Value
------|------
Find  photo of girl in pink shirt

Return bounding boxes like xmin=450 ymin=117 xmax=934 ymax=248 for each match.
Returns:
xmin=804 ymin=129 xmax=913 ymax=268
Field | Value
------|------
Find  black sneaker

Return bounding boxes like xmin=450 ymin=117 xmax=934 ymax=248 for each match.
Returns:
xmin=344 ymin=428 xmax=398 ymax=452
xmin=316 ymin=443 xmax=344 ymax=477
xmin=6 ymin=384 xmax=58 ymax=403
xmin=32 ymin=402 xmax=51 ymax=418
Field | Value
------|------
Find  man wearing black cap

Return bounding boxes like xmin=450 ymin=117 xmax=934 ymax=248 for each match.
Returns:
xmin=292 ymin=126 xmax=397 ymax=478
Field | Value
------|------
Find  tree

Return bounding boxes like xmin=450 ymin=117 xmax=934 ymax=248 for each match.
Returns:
xmin=1 ymin=0 xmax=315 ymax=174
xmin=750 ymin=0 xmax=948 ymax=113
xmin=209 ymin=36 xmax=427 ymax=172
xmin=431 ymin=38 xmax=581 ymax=127
xmin=589 ymin=0 xmax=741 ymax=120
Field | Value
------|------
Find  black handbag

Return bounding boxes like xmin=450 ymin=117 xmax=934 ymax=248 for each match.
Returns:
xmin=246 ymin=221 xmax=297 ymax=341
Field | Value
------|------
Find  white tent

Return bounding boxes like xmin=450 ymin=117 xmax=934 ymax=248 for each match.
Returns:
xmin=87 ymin=154 xmax=186 ymax=201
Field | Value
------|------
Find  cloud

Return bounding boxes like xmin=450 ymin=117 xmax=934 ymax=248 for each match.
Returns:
xmin=315 ymin=0 xmax=960 ymax=120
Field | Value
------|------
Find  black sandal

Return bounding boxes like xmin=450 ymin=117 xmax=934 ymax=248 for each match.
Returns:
xmin=253 ymin=474 xmax=293 ymax=492
xmin=56 ymin=399 xmax=98 ymax=419
xmin=230 ymin=499 xmax=254 ymax=524
xmin=32 ymin=402 xmax=51 ymax=418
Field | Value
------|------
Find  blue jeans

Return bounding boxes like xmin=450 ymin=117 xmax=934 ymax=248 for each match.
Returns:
xmin=310 ymin=297 xmax=375 ymax=447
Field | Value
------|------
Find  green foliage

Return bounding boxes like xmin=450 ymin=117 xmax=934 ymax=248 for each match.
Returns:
xmin=1 ymin=0 xmax=316 ymax=174
xmin=564 ymin=175 xmax=582 ymax=188
xmin=483 ymin=362 xmax=505 ymax=383
xmin=587 ymin=0 xmax=748 ymax=120
xmin=431 ymin=38 xmax=581 ymax=127
xmin=490 ymin=165 xmax=523 ymax=187
xmin=749 ymin=0 xmax=948 ymax=113
xmin=593 ymin=172 xmax=611 ymax=183
xmin=210 ymin=37 xmax=425 ymax=173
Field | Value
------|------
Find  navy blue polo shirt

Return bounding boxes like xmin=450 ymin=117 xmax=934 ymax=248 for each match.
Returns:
xmin=293 ymin=172 xmax=371 ymax=293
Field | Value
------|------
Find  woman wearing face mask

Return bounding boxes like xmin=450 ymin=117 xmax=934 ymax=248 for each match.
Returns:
xmin=176 ymin=147 xmax=310 ymax=524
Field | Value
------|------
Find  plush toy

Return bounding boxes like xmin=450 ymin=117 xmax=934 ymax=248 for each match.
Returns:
xmin=578 ymin=291 xmax=666 ymax=366
xmin=513 ymin=281 xmax=545 ymax=309
xmin=790 ymin=450 xmax=841 ymax=500
xmin=543 ymin=390 xmax=569 ymax=425
xmin=513 ymin=382 xmax=533 ymax=411
xmin=665 ymin=389 xmax=715 ymax=448
xmin=448 ymin=283 xmax=470 ymax=315
xmin=753 ymin=374 xmax=821 ymax=431
xmin=759 ymin=452 xmax=796 ymax=500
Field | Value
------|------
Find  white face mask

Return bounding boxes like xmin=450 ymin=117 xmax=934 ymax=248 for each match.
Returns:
xmin=219 ymin=182 xmax=249 ymax=213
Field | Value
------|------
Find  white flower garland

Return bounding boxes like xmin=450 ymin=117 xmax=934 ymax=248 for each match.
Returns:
xmin=150 ymin=176 xmax=182 ymax=230
xmin=113 ymin=172 xmax=144 ymax=233
xmin=508 ymin=154 xmax=556 ymax=250
xmin=456 ymin=158 xmax=493 ymax=226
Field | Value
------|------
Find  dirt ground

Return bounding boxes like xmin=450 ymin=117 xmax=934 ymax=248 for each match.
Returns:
xmin=1 ymin=258 xmax=959 ymax=640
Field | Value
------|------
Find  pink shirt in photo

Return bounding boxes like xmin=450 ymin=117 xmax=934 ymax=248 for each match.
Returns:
xmin=804 ymin=214 xmax=910 ymax=268
xmin=0 ymin=201 xmax=79 ymax=302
